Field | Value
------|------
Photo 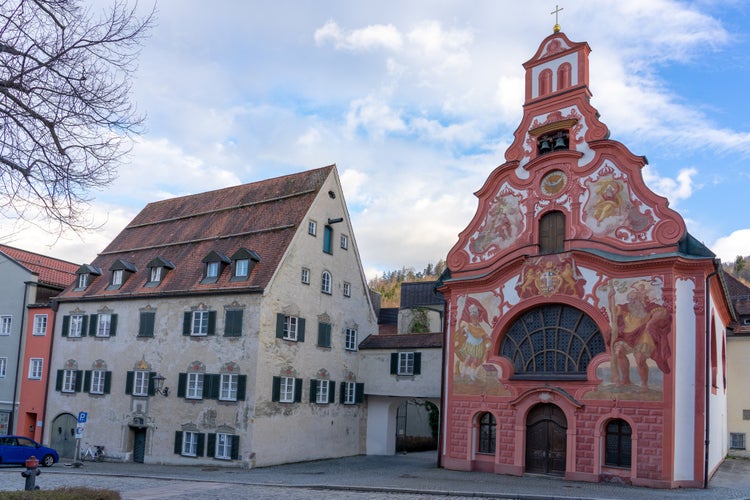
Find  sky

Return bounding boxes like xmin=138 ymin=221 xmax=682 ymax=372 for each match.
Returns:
xmin=3 ymin=0 xmax=750 ymax=280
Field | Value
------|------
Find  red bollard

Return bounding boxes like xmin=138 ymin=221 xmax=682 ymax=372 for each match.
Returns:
xmin=21 ymin=456 xmax=41 ymax=490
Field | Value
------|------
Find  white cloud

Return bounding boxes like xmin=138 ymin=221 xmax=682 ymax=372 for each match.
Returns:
xmin=314 ymin=20 xmax=403 ymax=51
xmin=712 ymin=229 xmax=750 ymax=263
xmin=641 ymin=166 xmax=697 ymax=206
xmin=346 ymin=95 xmax=406 ymax=138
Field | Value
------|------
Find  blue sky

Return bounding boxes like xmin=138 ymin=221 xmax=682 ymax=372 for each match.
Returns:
xmin=5 ymin=0 xmax=750 ymax=279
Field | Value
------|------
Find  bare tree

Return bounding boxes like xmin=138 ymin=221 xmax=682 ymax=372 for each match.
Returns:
xmin=0 ymin=0 xmax=154 ymax=232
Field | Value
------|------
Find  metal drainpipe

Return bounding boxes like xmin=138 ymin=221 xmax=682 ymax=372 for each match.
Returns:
xmin=9 ymin=282 xmax=31 ymax=434
xmin=704 ymin=262 xmax=719 ymax=489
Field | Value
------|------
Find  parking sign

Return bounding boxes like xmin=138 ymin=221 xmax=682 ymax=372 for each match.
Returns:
xmin=78 ymin=411 xmax=88 ymax=423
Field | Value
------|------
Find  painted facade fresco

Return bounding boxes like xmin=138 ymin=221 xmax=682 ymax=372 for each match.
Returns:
xmin=587 ymin=276 xmax=671 ymax=400
xmin=452 ymin=293 xmax=510 ymax=396
xmin=466 ymin=186 xmax=526 ymax=263
xmin=516 ymin=254 xmax=585 ymax=299
xmin=581 ymin=164 xmax=656 ymax=241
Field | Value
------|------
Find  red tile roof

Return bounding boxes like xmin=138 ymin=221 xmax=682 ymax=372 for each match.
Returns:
xmin=57 ymin=165 xmax=335 ymax=300
xmin=0 ymin=244 xmax=78 ymax=288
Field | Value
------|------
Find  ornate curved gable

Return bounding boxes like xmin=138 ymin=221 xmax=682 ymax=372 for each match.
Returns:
xmin=447 ymin=32 xmax=686 ymax=276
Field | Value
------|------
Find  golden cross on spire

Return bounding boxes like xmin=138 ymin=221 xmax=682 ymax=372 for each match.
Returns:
xmin=551 ymin=4 xmax=563 ymax=33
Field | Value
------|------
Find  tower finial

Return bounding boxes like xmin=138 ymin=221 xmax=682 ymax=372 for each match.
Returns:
xmin=551 ymin=4 xmax=563 ymax=33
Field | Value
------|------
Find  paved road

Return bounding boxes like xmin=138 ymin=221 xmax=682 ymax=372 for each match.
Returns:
xmin=2 ymin=451 xmax=750 ymax=499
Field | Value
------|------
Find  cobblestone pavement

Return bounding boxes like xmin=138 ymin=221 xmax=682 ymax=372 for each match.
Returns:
xmin=2 ymin=452 xmax=750 ymax=499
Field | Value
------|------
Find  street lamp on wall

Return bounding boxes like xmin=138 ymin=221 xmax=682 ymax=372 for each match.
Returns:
xmin=153 ymin=374 xmax=169 ymax=397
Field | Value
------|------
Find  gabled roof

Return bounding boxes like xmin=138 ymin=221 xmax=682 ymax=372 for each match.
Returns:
xmin=0 ymin=244 xmax=78 ymax=289
xmin=58 ymin=165 xmax=335 ymax=299
xmin=724 ymin=272 xmax=750 ymax=317
xmin=400 ymin=281 xmax=444 ymax=309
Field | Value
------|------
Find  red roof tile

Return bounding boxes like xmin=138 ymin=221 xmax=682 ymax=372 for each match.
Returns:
xmin=0 ymin=244 xmax=78 ymax=288
xmin=57 ymin=165 xmax=334 ymax=300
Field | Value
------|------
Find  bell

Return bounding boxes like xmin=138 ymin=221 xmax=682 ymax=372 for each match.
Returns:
xmin=539 ymin=139 xmax=551 ymax=154
xmin=553 ymin=136 xmax=567 ymax=151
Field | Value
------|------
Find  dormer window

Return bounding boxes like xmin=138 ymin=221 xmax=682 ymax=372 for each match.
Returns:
xmin=74 ymin=264 xmax=102 ymax=291
xmin=200 ymin=251 xmax=231 ymax=284
xmin=145 ymin=257 xmax=175 ymax=287
xmin=107 ymin=259 xmax=137 ymax=290
xmin=537 ymin=130 xmax=569 ymax=156
xmin=230 ymin=248 xmax=261 ymax=282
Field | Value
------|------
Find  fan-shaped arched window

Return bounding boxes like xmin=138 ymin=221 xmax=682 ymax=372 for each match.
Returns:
xmin=500 ymin=304 xmax=605 ymax=379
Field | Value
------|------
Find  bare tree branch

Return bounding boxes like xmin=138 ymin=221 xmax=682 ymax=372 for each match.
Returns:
xmin=0 ymin=0 xmax=155 ymax=233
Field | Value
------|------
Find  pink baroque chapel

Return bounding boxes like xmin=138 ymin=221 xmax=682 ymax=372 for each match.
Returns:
xmin=438 ymin=27 xmax=732 ymax=488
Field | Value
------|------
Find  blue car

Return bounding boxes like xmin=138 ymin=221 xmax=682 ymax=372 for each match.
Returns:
xmin=0 ymin=436 xmax=59 ymax=467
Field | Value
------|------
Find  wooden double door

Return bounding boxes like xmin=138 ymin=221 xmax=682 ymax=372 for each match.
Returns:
xmin=525 ymin=403 xmax=567 ymax=475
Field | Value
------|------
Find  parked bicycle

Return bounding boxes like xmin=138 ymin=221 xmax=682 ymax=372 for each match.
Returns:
xmin=80 ymin=443 xmax=105 ymax=462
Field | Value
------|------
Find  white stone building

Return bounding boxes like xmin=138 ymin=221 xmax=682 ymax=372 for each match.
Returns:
xmin=44 ymin=165 xmax=377 ymax=467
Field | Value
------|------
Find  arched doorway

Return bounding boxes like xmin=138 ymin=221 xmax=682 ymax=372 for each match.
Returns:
xmin=50 ymin=413 xmax=77 ymax=459
xmin=525 ymin=403 xmax=566 ymax=475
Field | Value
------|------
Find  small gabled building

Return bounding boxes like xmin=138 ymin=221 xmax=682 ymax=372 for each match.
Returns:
xmin=0 ymin=244 xmax=78 ymax=440
xmin=726 ymin=273 xmax=750 ymax=456
xmin=359 ymin=281 xmax=444 ymax=455
xmin=45 ymin=165 xmax=377 ymax=467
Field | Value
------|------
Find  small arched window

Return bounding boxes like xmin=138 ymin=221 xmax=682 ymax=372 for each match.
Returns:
xmin=478 ymin=412 xmax=496 ymax=454
xmin=539 ymin=211 xmax=565 ymax=254
xmin=539 ymin=69 xmax=552 ymax=97
xmin=604 ymin=419 xmax=632 ymax=468
xmin=557 ymin=63 xmax=572 ymax=90
xmin=321 ymin=271 xmax=332 ymax=295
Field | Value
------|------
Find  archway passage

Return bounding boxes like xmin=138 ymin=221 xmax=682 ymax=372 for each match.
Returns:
xmin=50 ymin=413 xmax=77 ymax=459
xmin=525 ymin=403 xmax=566 ymax=475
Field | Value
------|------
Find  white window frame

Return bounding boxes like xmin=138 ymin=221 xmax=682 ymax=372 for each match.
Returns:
xmin=345 ymin=328 xmax=358 ymax=351
xmin=77 ymin=274 xmax=88 ymax=289
xmin=112 ymin=269 xmax=123 ymax=286
xmin=308 ymin=220 xmax=317 ymax=236
xmin=29 ymin=358 xmax=43 ymax=380
xmin=730 ymin=432 xmax=746 ymax=450
xmin=301 ymin=267 xmax=310 ymax=285
xmin=340 ymin=234 xmax=348 ymax=250
xmin=96 ymin=313 xmax=112 ymax=337
xmin=280 ymin=376 xmax=295 ymax=403
xmin=321 ymin=271 xmax=332 ymax=294
xmin=186 ymin=372 xmax=204 ymax=399
xmin=33 ymin=314 xmax=48 ymax=336
xmin=62 ymin=369 xmax=76 ymax=392
xmin=0 ymin=316 xmax=11 ymax=336
xmin=215 ymin=433 xmax=232 ymax=460
xmin=744 ymin=318 xmax=750 ymax=326
xmin=182 ymin=431 xmax=198 ymax=456
xmin=133 ymin=370 xmax=149 ymax=396
xmin=398 ymin=352 xmax=415 ymax=376
xmin=316 ymin=379 xmax=330 ymax=404
xmin=0 ymin=357 xmax=6 ymax=377
xmin=343 ymin=381 xmax=356 ymax=405
xmin=283 ymin=316 xmax=298 ymax=341
xmin=69 ymin=314 xmax=84 ymax=338
xmin=235 ymin=259 xmax=249 ymax=277
xmin=206 ymin=261 xmax=219 ymax=278
xmin=220 ymin=373 xmax=238 ymax=401
xmin=192 ymin=311 xmax=209 ymax=336
xmin=90 ymin=370 xmax=105 ymax=394
xmin=150 ymin=266 xmax=162 ymax=283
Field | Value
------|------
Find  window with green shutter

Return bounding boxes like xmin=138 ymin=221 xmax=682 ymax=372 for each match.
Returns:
xmin=138 ymin=311 xmax=156 ymax=337
xmin=224 ymin=309 xmax=243 ymax=337
xmin=317 ymin=322 xmax=331 ymax=347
